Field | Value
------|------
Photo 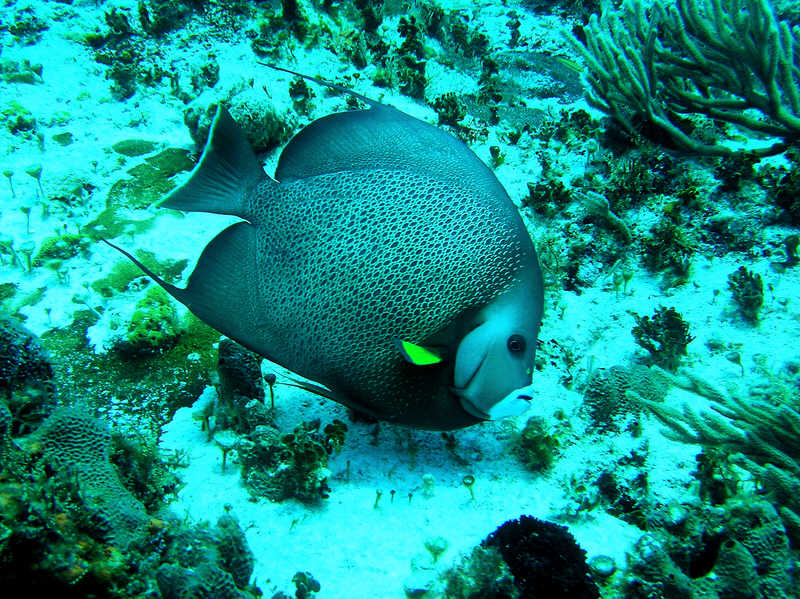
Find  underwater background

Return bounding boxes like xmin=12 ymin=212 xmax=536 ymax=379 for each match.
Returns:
xmin=1 ymin=0 xmax=800 ymax=597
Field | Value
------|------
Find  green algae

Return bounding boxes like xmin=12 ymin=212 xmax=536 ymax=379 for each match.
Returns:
xmin=51 ymin=132 xmax=74 ymax=146
xmin=112 ymin=139 xmax=158 ymax=157
xmin=82 ymin=206 xmax=157 ymax=240
xmin=116 ymin=286 xmax=180 ymax=357
xmin=0 ymin=58 xmax=43 ymax=84
xmin=144 ymin=147 xmax=194 ymax=176
xmin=106 ymin=147 xmax=194 ymax=210
xmin=32 ymin=234 xmax=90 ymax=268
xmin=2 ymin=100 xmax=36 ymax=135
xmin=41 ymin=307 xmax=219 ymax=422
xmin=107 ymin=171 xmax=175 ymax=210
xmin=0 ymin=284 xmax=17 ymax=304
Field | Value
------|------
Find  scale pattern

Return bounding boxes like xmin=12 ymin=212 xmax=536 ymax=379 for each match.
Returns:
xmin=250 ymin=168 xmax=524 ymax=420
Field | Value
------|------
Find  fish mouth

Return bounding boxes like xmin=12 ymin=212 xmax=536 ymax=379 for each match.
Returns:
xmin=453 ymin=389 xmax=533 ymax=420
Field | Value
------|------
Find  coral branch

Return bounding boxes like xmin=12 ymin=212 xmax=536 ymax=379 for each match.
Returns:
xmin=572 ymin=0 xmax=800 ymax=156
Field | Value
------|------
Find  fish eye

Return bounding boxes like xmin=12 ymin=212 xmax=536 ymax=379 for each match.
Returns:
xmin=507 ymin=334 xmax=526 ymax=353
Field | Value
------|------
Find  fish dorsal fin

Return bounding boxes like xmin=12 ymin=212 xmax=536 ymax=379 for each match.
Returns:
xmin=160 ymin=106 xmax=269 ymax=219
xmin=267 ymin=65 xmax=508 ymax=200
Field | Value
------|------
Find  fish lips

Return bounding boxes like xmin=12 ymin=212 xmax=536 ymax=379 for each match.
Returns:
xmin=452 ymin=386 xmax=534 ymax=420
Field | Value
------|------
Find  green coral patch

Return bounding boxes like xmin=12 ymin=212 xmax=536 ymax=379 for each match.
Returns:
xmin=0 ymin=283 xmax=17 ymax=303
xmin=106 ymin=148 xmax=193 ymax=210
xmin=107 ymin=170 xmax=175 ymax=210
xmin=51 ymin=131 xmax=74 ymax=146
xmin=32 ymin=234 xmax=90 ymax=268
xmin=112 ymin=139 xmax=159 ymax=157
xmin=144 ymin=147 xmax=194 ymax=176
xmin=116 ymin=286 xmax=180 ymax=357
xmin=2 ymin=100 xmax=36 ymax=134
xmin=40 ymin=308 xmax=219 ymax=422
xmin=83 ymin=206 xmax=157 ymax=240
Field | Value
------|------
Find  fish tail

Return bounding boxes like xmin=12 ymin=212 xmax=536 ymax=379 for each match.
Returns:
xmin=160 ymin=105 xmax=270 ymax=219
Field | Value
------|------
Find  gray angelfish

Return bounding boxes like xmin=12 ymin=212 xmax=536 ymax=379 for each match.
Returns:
xmin=108 ymin=68 xmax=544 ymax=430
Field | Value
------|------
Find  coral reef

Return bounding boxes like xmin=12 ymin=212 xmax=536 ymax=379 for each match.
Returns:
xmin=34 ymin=406 xmax=150 ymax=549
xmin=624 ymin=498 xmax=796 ymax=597
xmin=41 ymin=305 xmax=217 ymax=423
xmin=437 ymin=545 xmax=518 ymax=599
xmin=759 ymin=146 xmax=800 ymax=224
xmin=0 ymin=315 xmax=56 ymax=434
xmin=184 ymin=92 xmax=295 ymax=154
xmin=215 ymin=338 xmax=267 ymax=434
xmin=156 ymin=514 xmax=256 ymax=599
xmin=636 ymin=366 xmax=800 ymax=547
xmin=513 ymin=415 xmax=560 ymax=472
xmin=643 ymin=213 xmax=695 ymax=284
xmin=113 ymin=286 xmax=181 ymax=358
xmin=0 ymin=397 xmax=258 ymax=597
xmin=138 ymin=0 xmax=203 ymax=36
xmin=728 ymin=266 xmax=764 ymax=323
xmin=573 ymin=0 xmax=800 ymax=157
xmin=271 ymin=571 xmax=321 ymax=599
xmin=582 ymin=364 xmax=671 ymax=432
xmin=237 ymin=419 xmax=346 ymax=503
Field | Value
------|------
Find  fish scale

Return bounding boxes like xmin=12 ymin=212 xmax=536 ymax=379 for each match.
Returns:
xmin=247 ymin=168 xmax=522 ymax=422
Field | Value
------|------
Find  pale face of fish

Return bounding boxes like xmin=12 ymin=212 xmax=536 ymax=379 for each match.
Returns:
xmin=451 ymin=279 xmax=541 ymax=421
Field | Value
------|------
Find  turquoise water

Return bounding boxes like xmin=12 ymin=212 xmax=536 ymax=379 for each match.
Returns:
xmin=1 ymin=1 xmax=799 ymax=597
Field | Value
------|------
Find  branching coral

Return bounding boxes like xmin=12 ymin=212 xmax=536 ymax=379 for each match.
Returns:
xmin=573 ymin=0 xmax=800 ymax=157
xmin=633 ymin=369 xmax=800 ymax=545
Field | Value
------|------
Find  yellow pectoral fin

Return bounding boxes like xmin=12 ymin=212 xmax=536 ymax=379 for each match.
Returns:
xmin=394 ymin=338 xmax=444 ymax=366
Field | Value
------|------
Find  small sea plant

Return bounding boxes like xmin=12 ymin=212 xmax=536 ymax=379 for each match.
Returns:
xmin=513 ymin=416 xmax=559 ymax=472
xmin=727 ymin=266 xmax=763 ymax=323
xmin=631 ymin=306 xmax=694 ymax=371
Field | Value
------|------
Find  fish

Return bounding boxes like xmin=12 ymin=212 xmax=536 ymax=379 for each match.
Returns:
xmin=106 ymin=67 xmax=544 ymax=430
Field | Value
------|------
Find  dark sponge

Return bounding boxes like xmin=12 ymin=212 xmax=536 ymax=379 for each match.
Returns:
xmin=483 ymin=515 xmax=599 ymax=599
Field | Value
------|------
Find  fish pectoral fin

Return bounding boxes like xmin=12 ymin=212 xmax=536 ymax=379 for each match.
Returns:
xmin=393 ymin=338 xmax=445 ymax=366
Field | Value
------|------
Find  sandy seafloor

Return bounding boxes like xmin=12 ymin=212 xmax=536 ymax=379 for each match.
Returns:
xmin=1 ymin=0 xmax=799 ymax=597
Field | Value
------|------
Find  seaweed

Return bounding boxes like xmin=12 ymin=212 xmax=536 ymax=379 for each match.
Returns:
xmin=631 ymin=306 xmax=694 ymax=371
